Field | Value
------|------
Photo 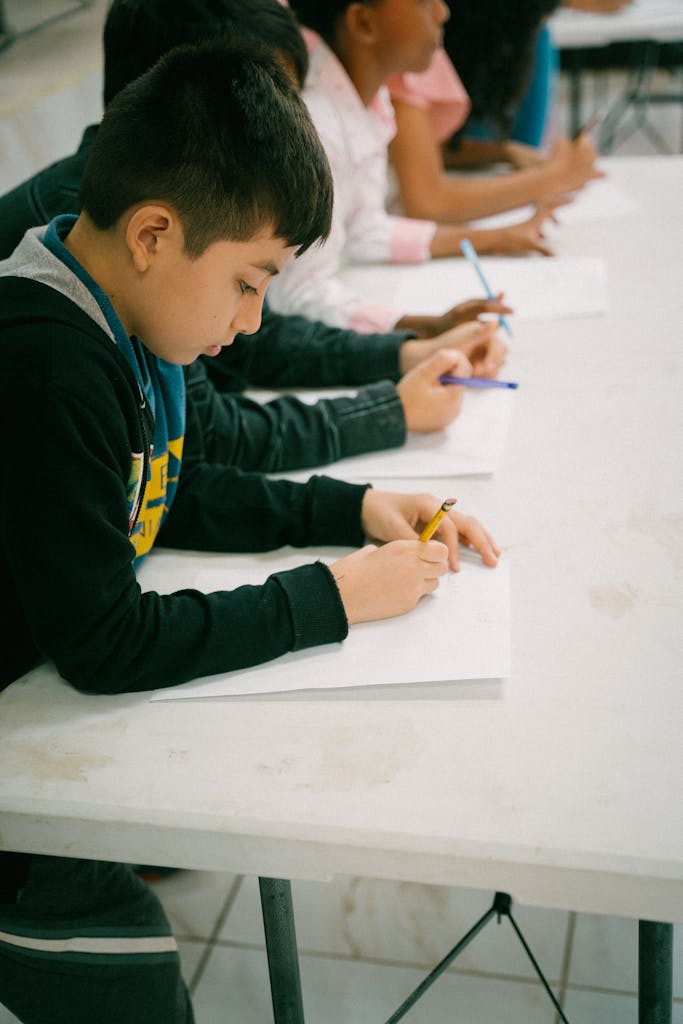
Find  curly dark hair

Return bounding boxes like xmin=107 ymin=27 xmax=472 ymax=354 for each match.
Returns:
xmin=443 ymin=0 xmax=561 ymax=139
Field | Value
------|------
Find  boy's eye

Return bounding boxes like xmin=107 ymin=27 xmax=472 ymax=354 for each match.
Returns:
xmin=239 ymin=280 xmax=258 ymax=296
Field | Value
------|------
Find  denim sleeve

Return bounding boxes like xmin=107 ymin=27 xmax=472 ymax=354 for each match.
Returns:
xmin=184 ymin=361 xmax=405 ymax=473
xmin=204 ymin=302 xmax=412 ymax=391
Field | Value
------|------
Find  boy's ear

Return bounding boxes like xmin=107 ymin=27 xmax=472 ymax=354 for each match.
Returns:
xmin=125 ymin=205 xmax=179 ymax=272
xmin=344 ymin=2 xmax=378 ymax=44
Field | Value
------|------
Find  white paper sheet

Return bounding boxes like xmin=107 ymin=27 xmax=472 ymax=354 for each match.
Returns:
xmin=150 ymin=556 xmax=510 ymax=700
xmin=469 ymin=176 xmax=640 ymax=231
xmin=553 ymin=176 xmax=640 ymax=224
xmin=248 ymin=385 xmax=516 ymax=480
xmin=340 ymin=256 xmax=608 ymax=321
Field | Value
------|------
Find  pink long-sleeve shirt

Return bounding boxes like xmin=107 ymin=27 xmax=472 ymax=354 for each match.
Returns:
xmin=387 ymin=47 xmax=471 ymax=145
xmin=267 ymin=35 xmax=436 ymax=334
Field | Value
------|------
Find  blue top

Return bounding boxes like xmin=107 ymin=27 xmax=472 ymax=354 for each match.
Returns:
xmin=43 ymin=214 xmax=186 ymax=558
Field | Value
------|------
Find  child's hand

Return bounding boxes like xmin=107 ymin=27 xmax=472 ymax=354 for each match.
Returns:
xmin=503 ymin=140 xmax=549 ymax=170
xmin=397 ymin=348 xmax=471 ymax=431
xmin=394 ymin=298 xmax=512 ymax=343
xmin=437 ymin=295 xmax=513 ymax=331
xmin=489 ymin=206 xmax=561 ymax=257
xmin=400 ymin=319 xmax=508 ymax=377
xmin=330 ymin=540 xmax=448 ymax=624
xmin=545 ymin=135 xmax=605 ymax=197
xmin=360 ymin=490 xmax=500 ymax=571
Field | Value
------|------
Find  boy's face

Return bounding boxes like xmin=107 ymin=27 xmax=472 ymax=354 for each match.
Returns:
xmin=126 ymin=215 xmax=297 ymax=365
xmin=371 ymin=0 xmax=449 ymax=75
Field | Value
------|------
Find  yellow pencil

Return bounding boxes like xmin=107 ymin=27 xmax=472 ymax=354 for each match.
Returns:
xmin=419 ymin=498 xmax=457 ymax=542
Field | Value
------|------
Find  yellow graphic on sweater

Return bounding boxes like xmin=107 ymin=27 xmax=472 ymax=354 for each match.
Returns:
xmin=129 ymin=437 xmax=184 ymax=558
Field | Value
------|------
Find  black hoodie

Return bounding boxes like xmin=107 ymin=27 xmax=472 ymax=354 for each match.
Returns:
xmin=0 ymin=229 xmax=369 ymax=693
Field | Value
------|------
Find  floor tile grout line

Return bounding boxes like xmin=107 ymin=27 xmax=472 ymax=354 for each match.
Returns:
xmin=554 ymin=911 xmax=576 ymax=1024
xmin=205 ymin=936 xmax=564 ymax=989
xmin=187 ymin=874 xmax=245 ymax=995
xmin=188 ymin=934 xmax=683 ymax=1002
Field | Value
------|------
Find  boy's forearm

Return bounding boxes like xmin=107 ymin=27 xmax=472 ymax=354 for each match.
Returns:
xmin=207 ymin=306 xmax=406 ymax=390
xmin=161 ymin=465 xmax=369 ymax=552
xmin=247 ymin=384 xmax=405 ymax=471
xmin=186 ymin=357 xmax=405 ymax=473
xmin=65 ymin=564 xmax=349 ymax=694
xmin=41 ymin=469 xmax=365 ymax=694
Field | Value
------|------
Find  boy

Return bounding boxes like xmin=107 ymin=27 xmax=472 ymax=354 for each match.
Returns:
xmin=0 ymin=0 xmax=509 ymax=475
xmin=0 ymin=41 xmax=498 ymax=1022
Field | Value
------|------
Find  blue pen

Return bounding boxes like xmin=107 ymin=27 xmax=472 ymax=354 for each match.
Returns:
xmin=460 ymin=238 xmax=513 ymax=338
xmin=439 ymin=375 xmax=518 ymax=390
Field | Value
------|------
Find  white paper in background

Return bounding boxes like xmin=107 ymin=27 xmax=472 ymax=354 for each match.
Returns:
xmin=247 ymin=385 xmax=516 ymax=480
xmin=553 ymin=176 xmax=640 ymax=224
xmin=340 ymin=256 xmax=608 ymax=321
xmin=468 ymin=176 xmax=639 ymax=231
xmin=150 ymin=557 xmax=510 ymax=700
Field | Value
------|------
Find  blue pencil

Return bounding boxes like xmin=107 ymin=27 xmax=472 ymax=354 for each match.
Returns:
xmin=440 ymin=375 xmax=518 ymax=390
xmin=460 ymin=238 xmax=513 ymax=338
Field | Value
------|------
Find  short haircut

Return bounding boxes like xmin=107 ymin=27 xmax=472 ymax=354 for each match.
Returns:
xmin=103 ymin=0 xmax=309 ymax=105
xmin=285 ymin=1 xmax=357 ymax=48
xmin=81 ymin=41 xmax=333 ymax=258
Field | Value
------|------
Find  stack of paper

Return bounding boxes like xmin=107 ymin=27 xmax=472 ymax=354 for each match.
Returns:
xmin=248 ymin=385 xmax=517 ymax=479
xmin=341 ymin=256 xmax=608 ymax=321
xmin=150 ymin=557 xmax=511 ymax=700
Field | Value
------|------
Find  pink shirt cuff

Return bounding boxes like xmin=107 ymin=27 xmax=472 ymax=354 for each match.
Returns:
xmin=390 ymin=217 xmax=436 ymax=264
xmin=349 ymin=301 xmax=402 ymax=335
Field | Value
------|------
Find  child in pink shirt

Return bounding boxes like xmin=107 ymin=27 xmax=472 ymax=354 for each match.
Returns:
xmin=268 ymin=2 xmax=551 ymax=335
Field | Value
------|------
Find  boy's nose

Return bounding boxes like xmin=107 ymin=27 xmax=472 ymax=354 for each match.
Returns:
xmin=232 ymin=296 xmax=263 ymax=336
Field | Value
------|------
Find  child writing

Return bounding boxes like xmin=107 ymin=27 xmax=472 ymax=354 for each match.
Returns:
xmin=266 ymin=0 xmax=561 ymax=335
xmin=0 ymin=41 xmax=498 ymax=1023
xmin=0 ymin=0 xmax=509 ymax=475
xmin=387 ymin=0 xmax=604 ymax=224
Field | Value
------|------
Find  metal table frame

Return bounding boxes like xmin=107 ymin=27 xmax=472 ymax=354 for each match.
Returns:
xmin=260 ymin=878 xmax=674 ymax=1024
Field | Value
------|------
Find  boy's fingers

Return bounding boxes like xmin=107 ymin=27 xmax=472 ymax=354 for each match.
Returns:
xmin=425 ymin=515 xmax=461 ymax=571
xmin=436 ymin=514 xmax=501 ymax=570
xmin=417 ymin=539 xmax=449 ymax=566
xmin=426 ymin=346 xmax=472 ymax=377
xmin=458 ymin=518 xmax=500 ymax=566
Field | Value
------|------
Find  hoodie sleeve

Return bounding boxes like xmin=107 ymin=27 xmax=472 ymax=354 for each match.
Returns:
xmin=1 ymin=317 xmax=367 ymax=695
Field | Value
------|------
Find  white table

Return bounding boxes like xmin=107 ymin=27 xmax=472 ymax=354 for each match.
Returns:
xmin=0 ymin=0 xmax=94 ymax=55
xmin=1 ymin=157 xmax=682 ymax=1022
xmin=549 ymin=0 xmax=683 ymax=148
xmin=551 ymin=1 xmax=683 ymax=49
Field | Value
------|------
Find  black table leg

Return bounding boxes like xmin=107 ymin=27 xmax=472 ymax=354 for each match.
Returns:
xmin=568 ymin=50 xmax=584 ymax=138
xmin=259 ymin=877 xmax=305 ymax=1024
xmin=639 ymin=920 xmax=673 ymax=1024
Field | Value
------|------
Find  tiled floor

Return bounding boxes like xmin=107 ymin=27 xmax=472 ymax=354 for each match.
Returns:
xmin=167 ymin=873 xmax=683 ymax=1022
xmin=0 ymin=868 xmax=681 ymax=1022
xmin=0 ymin=3 xmax=681 ymax=1022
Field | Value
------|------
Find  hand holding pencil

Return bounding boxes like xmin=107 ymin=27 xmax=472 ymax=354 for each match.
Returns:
xmin=360 ymin=490 xmax=500 ymax=572
xmin=330 ymin=491 xmax=500 ymax=625
xmin=399 ymin=319 xmax=508 ymax=379
xmin=397 ymin=348 xmax=473 ymax=432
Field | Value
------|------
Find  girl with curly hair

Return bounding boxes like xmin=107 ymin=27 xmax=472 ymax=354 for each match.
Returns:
xmin=387 ymin=0 xmax=604 ymax=224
